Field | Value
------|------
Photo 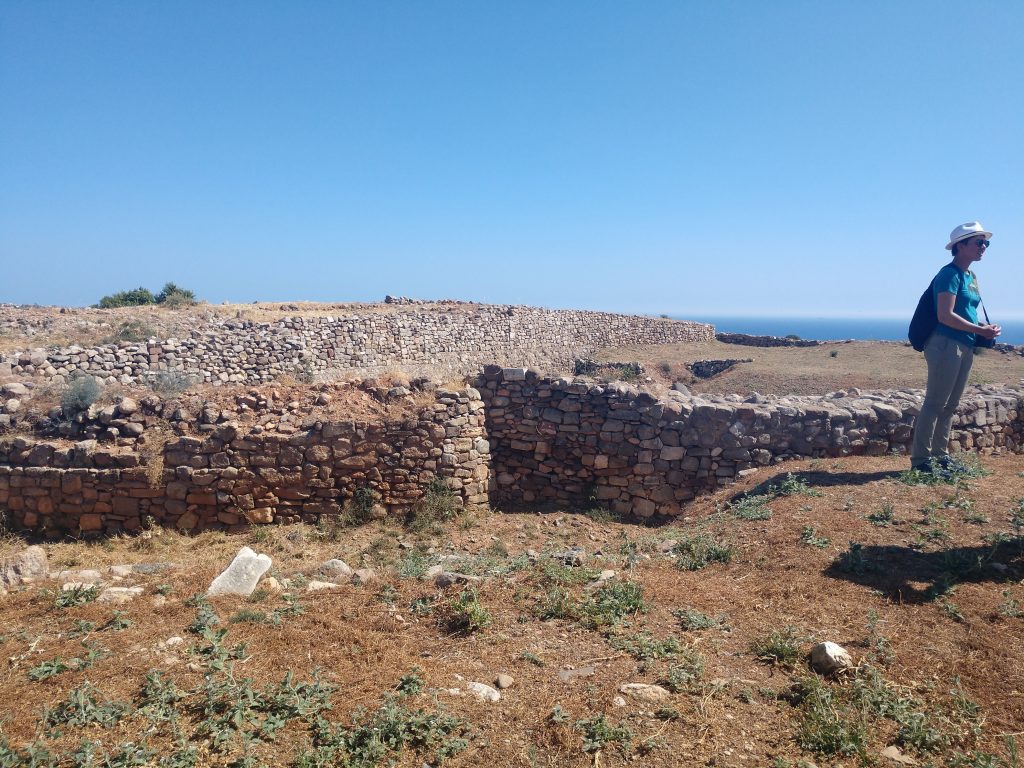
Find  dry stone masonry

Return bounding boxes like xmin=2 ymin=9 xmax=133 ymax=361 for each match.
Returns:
xmin=4 ymin=368 xmax=1021 ymax=535
xmin=0 ymin=304 xmax=714 ymax=386
xmin=474 ymin=367 xmax=1024 ymax=517
xmin=2 ymin=366 xmax=1024 ymax=534
xmin=0 ymin=386 xmax=489 ymax=537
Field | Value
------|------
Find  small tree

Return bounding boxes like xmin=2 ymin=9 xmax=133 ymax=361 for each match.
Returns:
xmin=156 ymin=282 xmax=196 ymax=307
xmin=96 ymin=287 xmax=157 ymax=308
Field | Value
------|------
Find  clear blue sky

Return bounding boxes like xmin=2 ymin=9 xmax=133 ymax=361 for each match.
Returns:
xmin=2 ymin=2 xmax=1022 ymax=318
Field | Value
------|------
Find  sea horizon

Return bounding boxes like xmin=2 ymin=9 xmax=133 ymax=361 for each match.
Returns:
xmin=676 ymin=315 xmax=1024 ymax=347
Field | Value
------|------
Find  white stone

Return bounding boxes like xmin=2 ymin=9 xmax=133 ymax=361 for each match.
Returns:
xmin=881 ymin=745 xmax=918 ymax=765
xmin=261 ymin=576 xmax=283 ymax=591
xmin=351 ymin=568 xmax=377 ymax=586
xmin=306 ymin=580 xmax=340 ymax=591
xmin=495 ymin=673 xmax=514 ymax=689
xmin=318 ymin=559 xmax=354 ymax=581
xmin=206 ymin=547 xmax=272 ymax=597
xmin=54 ymin=569 xmax=104 ymax=584
xmin=0 ymin=545 xmax=48 ymax=594
xmin=612 ymin=696 xmax=627 ymax=707
xmin=424 ymin=565 xmax=445 ymax=580
xmin=97 ymin=586 xmax=145 ymax=604
xmin=619 ymin=683 xmax=671 ymax=701
xmin=1 ymin=382 xmax=29 ymax=397
xmin=810 ymin=642 xmax=854 ymax=675
xmin=466 ymin=682 xmax=501 ymax=702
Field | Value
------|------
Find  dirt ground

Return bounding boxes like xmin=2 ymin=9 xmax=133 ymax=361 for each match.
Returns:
xmin=593 ymin=339 xmax=1024 ymax=396
xmin=1 ymin=453 xmax=1022 ymax=767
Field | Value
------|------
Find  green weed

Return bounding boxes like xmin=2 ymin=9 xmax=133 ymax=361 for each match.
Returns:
xmin=673 ymin=607 xmax=725 ymax=631
xmin=866 ymin=503 xmax=895 ymax=526
xmin=799 ymin=526 xmax=831 ymax=548
xmin=54 ymin=585 xmax=100 ymax=609
xmin=439 ymin=589 xmax=491 ymax=634
xmin=728 ymin=494 xmax=773 ymax=521
xmin=751 ymin=626 xmax=802 ymax=668
xmin=575 ymin=714 xmax=632 ymax=755
xmin=671 ymin=533 xmax=734 ymax=571
xmin=579 ymin=582 xmax=645 ymax=628
xmin=608 ymin=632 xmax=680 ymax=660
xmin=661 ymin=648 xmax=705 ymax=693
xmin=771 ymin=473 xmax=823 ymax=497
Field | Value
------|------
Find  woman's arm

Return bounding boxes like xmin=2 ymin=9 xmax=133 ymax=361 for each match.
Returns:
xmin=936 ymin=292 xmax=1000 ymax=339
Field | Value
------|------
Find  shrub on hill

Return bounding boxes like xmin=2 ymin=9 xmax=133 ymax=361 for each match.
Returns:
xmin=96 ymin=287 xmax=157 ymax=308
xmin=155 ymin=282 xmax=196 ymax=307
xmin=96 ymin=282 xmax=197 ymax=309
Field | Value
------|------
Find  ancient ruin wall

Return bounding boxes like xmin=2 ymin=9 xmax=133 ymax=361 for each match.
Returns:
xmin=3 ymin=368 xmax=1023 ymax=534
xmin=0 ymin=388 xmax=488 ymax=537
xmin=0 ymin=305 xmax=714 ymax=386
xmin=475 ymin=367 xmax=1024 ymax=517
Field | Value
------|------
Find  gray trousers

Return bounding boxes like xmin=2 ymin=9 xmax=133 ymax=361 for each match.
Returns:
xmin=910 ymin=333 xmax=974 ymax=465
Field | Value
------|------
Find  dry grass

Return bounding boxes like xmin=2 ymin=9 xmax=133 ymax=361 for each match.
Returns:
xmin=2 ymin=453 xmax=1023 ymax=766
xmin=593 ymin=339 xmax=1024 ymax=395
xmin=138 ymin=427 xmax=175 ymax=488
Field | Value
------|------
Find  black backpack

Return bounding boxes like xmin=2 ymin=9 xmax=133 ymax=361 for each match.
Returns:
xmin=908 ymin=284 xmax=935 ymax=352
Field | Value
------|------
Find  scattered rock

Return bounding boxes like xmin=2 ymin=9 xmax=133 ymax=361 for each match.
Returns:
xmin=557 ymin=666 xmax=596 ymax=683
xmin=466 ymin=682 xmax=500 ymax=702
xmin=318 ymin=559 xmax=354 ymax=582
xmin=612 ymin=696 xmax=627 ymax=707
xmin=97 ymin=586 xmax=145 ymax=604
xmin=206 ymin=547 xmax=273 ymax=598
xmin=423 ymin=565 xmax=445 ymax=580
xmin=434 ymin=571 xmax=483 ymax=588
xmin=306 ymin=580 xmax=340 ymax=592
xmin=810 ymin=642 xmax=854 ymax=675
xmin=618 ymin=683 xmax=671 ymax=702
xmin=53 ymin=569 xmax=104 ymax=585
xmin=261 ymin=576 xmax=283 ymax=591
xmin=351 ymin=568 xmax=377 ymax=586
xmin=881 ymin=745 xmax=918 ymax=765
xmin=495 ymin=673 xmax=514 ymax=689
xmin=554 ymin=547 xmax=586 ymax=567
xmin=0 ymin=545 xmax=48 ymax=594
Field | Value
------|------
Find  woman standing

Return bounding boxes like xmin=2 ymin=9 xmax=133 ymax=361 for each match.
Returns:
xmin=910 ymin=222 xmax=1001 ymax=473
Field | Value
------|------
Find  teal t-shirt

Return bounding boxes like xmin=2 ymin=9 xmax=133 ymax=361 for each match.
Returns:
xmin=932 ymin=263 xmax=980 ymax=346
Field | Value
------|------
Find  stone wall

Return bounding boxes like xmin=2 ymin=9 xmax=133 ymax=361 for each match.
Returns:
xmin=716 ymin=333 xmax=820 ymax=347
xmin=474 ymin=367 xmax=1024 ymax=517
xmin=3 ymin=366 xmax=1023 ymax=534
xmin=0 ymin=305 xmax=714 ymax=386
xmin=0 ymin=387 xmax=488 ymax=537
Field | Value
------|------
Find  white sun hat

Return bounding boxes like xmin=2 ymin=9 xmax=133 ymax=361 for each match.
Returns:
xmin=945 ymin=221 xmax=993 ymax=250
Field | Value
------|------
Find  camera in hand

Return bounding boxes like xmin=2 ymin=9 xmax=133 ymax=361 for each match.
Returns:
xmin=975 ymin=334 xmax=996 ymax=349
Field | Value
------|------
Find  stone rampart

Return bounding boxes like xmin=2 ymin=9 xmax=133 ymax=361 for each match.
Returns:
xmin=0 ymin=387 xmax=488 ymax=537
xmin=0 ymin=305 xmax=713 ymax=386
xmin=2 ymin=367 xmax=1023 ymax=534
xmin=474 ymin=367 xmax=1024 ymax=517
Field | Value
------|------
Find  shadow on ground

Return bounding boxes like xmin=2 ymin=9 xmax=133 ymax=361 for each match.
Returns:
xmin=823 ymin=540 xmax=1024 ymax=604
xmin=732 ymin=468 xmax=906 ymax=501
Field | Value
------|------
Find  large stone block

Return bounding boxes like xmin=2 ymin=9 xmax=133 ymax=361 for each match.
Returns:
xmin=205 ymin=548 xmax=272 ymax=598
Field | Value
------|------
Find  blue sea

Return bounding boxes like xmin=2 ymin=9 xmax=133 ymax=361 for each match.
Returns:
xmin=679 ymin=316 xmax=1024 ymax=347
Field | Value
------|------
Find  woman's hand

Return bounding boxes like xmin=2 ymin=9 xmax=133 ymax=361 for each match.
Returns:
xmin=977 ymin=324 xmax=1001 ymax=340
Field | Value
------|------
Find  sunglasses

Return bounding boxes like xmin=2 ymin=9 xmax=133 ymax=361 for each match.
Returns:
xmin=972 ymin=238 xmax=991 ymax=248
